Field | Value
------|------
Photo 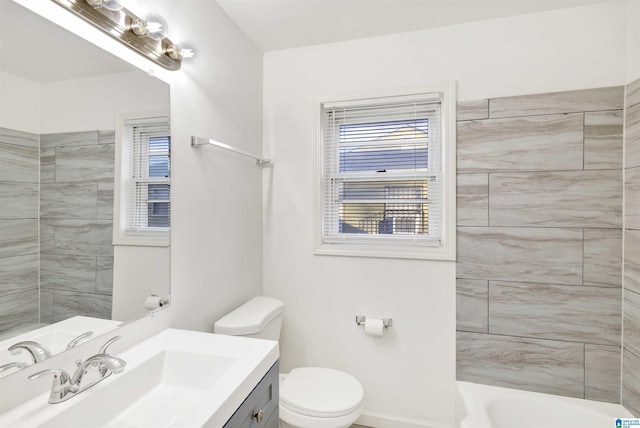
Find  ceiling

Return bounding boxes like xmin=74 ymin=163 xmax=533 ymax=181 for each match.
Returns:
xmin=0 ymin=0 xmax=618 ymax=82
xmin=216 ymin=0 xmax=618 ymax=52
xmin=0 ymin=0 xmax=135 ymax=83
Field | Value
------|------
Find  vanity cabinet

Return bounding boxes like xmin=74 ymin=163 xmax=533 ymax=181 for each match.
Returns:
xmin=224 ymin=361 xmax=279 ymax=428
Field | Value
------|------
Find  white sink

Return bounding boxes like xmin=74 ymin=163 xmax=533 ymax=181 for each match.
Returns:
xmin=0 ymin=329 xmax=279 ymax=428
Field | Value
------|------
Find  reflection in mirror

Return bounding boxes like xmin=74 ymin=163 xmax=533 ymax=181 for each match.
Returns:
xmin=0 ymin=0 xmax=170 ymax=376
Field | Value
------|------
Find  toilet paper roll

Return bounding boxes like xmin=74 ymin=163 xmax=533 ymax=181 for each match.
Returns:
xmin=364 ymin=318 xmax=385 ymax=337
xmin=144 ymin=295 xmax=162 ymax=311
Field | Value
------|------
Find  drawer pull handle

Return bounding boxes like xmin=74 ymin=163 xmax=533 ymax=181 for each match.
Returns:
xmin=252 ymin=409 xmax=264 ymax=423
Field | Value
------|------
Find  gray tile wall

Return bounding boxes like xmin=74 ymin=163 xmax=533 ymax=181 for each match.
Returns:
xmin=0 ymin=129 xmax=39 ymax=333
xmin=456 ymin=87 xmax=624 ymax=403
xmin=623 ymin=78 xmax=640 ymax=417
xmin=0 ymin=128 xmax=114 ymax=335
xmin=39 ymin=130 xmax=114 ymax=323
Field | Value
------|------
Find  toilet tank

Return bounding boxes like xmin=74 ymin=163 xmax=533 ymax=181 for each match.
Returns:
xmin=213 ymin=296 xmax=284 ymax=340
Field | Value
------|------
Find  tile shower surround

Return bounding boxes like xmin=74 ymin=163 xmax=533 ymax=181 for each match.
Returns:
xmin=0 ymin=128 xmax=114 ymax=334
xmin=623 ymin=78 xmax=640 ymax=416
xmin=455 ymin=86 xmax=627 ymax=404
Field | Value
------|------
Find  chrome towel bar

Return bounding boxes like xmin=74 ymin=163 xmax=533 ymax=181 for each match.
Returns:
xmin=191 ymin=136 xmax=271 ymax=166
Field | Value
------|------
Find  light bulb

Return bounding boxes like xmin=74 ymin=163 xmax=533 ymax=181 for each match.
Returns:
xmin=86 ymin=0 xmax=124 ymax=11
xmin=145 ymin=14 xmax=168 ymax=41
xmin=166 ymin=44 xmax=196 ymax=61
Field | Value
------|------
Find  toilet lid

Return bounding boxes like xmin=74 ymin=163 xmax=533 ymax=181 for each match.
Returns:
xmin=280 ymin=367 xmax=364 ymax=418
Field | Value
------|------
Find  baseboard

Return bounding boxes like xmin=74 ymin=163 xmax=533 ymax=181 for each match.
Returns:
xmin=356 ymin=410 xmax=452 ymax=428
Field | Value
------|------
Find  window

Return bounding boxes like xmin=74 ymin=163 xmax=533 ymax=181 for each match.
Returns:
xmin=314 ymin=83 xmax=456 ymax=260
xmin=114 ymin=113 xmax=170 ymax=246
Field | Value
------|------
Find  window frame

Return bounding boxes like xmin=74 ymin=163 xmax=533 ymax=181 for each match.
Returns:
xmin=313 ymin=83 xmax=456 ymax=260
xmin=113 ymin=111 xmax=171 ymax=247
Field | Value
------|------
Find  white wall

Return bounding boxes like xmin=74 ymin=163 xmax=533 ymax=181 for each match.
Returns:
xmin=628 ymin=0 xmax=640 ymax=82
xmin=134 ymin=0 xmax=265 ymax=332
xmin=39 ymin=71 xmax=169 ymax=133
xmin=0 ymin=71 xmax=41 ymax=134
xmin=263 ymin=2 xmax=626 ymax=426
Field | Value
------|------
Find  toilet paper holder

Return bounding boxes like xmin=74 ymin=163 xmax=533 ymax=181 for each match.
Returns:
xmin=355 ymin=315 xmax=392 ymax=329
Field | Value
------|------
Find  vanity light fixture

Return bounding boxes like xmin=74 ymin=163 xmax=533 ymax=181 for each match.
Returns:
xmin=50 ymin=0 xmax=195 ymax=71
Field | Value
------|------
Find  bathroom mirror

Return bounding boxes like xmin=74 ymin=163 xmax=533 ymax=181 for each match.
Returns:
xmin=0 ymin=0 xmax=170 ymax=373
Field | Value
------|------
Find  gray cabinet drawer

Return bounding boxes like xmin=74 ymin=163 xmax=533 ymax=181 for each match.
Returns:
xmin=224 ymin=361 xmax=279 ymax=428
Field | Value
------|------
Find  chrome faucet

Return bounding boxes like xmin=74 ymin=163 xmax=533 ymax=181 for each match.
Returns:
xmin=9 ymin=341 xmax=52 ymax=364
xmin=28 ymin=336 xmax=126 ymax=404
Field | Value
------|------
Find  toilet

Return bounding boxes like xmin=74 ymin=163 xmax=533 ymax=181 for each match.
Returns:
xmin=214 ymin=296 xmax=364 ymax=428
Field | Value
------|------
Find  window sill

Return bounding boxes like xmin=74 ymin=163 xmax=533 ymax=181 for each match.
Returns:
xmin=314 ymin=242 xmax=455 ymax=261
xmin=113 ymin=232 xmax=170 ymax=247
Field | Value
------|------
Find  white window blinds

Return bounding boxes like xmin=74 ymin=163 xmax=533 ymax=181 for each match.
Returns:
xmin=321 ymin=95 xmax=443 ymax=247
xmin=125 ymin=117 xmax=170 ymax=233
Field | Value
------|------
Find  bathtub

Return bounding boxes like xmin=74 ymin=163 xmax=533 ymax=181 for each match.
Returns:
xmin=456 ymin=381 xmax=636 ymax=428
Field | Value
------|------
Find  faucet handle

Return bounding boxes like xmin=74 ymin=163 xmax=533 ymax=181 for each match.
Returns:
xmin=99 ymin=335 xmax=121 ymax=354
xmin=28 ymin=369 xmax=74 ymax=404
xmin=0 ymin=361 xmax=30 ymax=374
xmin=66 ymin=331 xmax=94 ymax=350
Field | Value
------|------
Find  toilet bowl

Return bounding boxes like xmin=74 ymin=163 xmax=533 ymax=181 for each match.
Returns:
xmin=214 ymin=297 xmax=364 ymax=428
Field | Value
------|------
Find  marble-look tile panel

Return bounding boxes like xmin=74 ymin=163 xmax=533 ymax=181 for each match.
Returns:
xmin=456 ymin=279 xmax=488 ymax=333
xmin=40 ymin=218 xmax=55 ymax=254
xmin=626 ymin=230 xmax=640 ymax=295
xmin=489 ymin=86 xmax=624 ymax=118
xmin=40 ymin=131 xmax=98 ymax=148
xmin=97 ymin=181 xmax=114 ymax=220
xmin=584 ymin=110 xmax=623 ymax=170
xmin=626 ymin=167 xmax=640 ymax=230
xmin=457 ymin=227 xmax=583 ymax=285
xmin=40 ymin=182 xmax=98 ymax=219
xmin=627 ymin=78 xmax=640 ymax=109
xmin=585 ymin=344 xmax=621 ymax=403
xmin=98 ymin=130 xmax=115 ymax=145
xmin=622 ymin=349 xmax=640 ymax=417
xmin=626 ymin=102 xmax=640 ymax=170
xmin=40 ymin=254 xmax=96 ymax=293
xmin=457 ymin=173 xmax=488 ymax=226
xmin=0 ymin=289 xmax=39 ymax=334
xmin=457 ymin=100 xmax=488 ymax=121
xmin=0 ymin=142 xmax=39 ymax=183
xmin=54 ymin=219 xmax=113 ymax=257
xmin=0 ymin=254 xmax=38 ymax=296
xmin=489 ymin=281 xmax=621 ymax=346
xmin=56 ymin=145 xmax=114 ymax=183
xmin=0 ymin=219 xmax=38 ymax=257
xmin=0 ymin=128 xmax=38 ymax=148
xmin=0 ymin=182 xmax=38 ymax=219
xmin=489 ymin=170 xmax=622 ymax=228
xmin=457 ymin=113 xmax=583 ymax=172
xmin=583 ymin=229 xmax=622 ymax=287
xmin=52 ymin=290 xmax=111 ymax=323
xmin=457 ymin=331 xmax=584 ymax=398
xmin=40 ymin=289 xmax=54 ymax=325
xmin=96 ymin=257 xmax=114 ymax=295
xmin=624 ymin=290 xmax=640 ymax=357
xmin=40 ymin=148 xmax=56 ymax=183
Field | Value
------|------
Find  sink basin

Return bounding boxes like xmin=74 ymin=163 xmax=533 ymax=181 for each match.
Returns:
xmin=41 ymin=350 xmax=238 ymax=428
xmin=0 ymin=328 xmax=279 ymax=428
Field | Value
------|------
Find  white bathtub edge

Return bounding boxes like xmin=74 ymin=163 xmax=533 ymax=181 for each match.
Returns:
xmin=356 ymin=410 xmax=451 ymax=428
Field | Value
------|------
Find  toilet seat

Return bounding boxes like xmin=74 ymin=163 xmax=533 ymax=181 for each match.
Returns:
xmin=280 ymin=367 xmax=364 ymax=418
